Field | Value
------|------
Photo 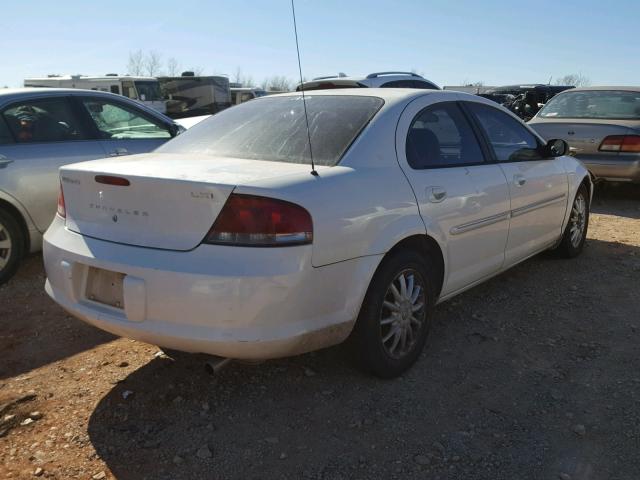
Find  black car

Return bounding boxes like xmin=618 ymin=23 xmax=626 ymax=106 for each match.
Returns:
xmin=481 ymin=84 xmax=575 ymax=120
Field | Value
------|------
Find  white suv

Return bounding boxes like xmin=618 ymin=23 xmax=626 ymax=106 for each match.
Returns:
xmin=296 ymin=72 xmax=440 ymax=91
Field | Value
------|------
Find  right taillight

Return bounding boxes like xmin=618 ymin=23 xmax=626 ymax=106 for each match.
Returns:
xmin=204 ymin=194 xmax=313 ymax=247
xmin=57 ymin=181 xmax=66 ymax=218
xmin=599 ymin=135 xmax=640 ymax=153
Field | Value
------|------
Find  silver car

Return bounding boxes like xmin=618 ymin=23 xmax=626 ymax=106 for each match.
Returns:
xmin=0 ymin=88 xmax=182 ymax=284
xmin=529 ymin=87 xmax=640 ymax=183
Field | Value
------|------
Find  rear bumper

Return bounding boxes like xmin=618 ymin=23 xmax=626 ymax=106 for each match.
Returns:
xmin=578 ymin=155 xmax=640 ymax=182
xmin=43 ymin=216 xmax=381 ymax=359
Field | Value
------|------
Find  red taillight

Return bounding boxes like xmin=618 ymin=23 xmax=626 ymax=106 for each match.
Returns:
xmin=57 ymin=182 xmax=66 ymax=218
xmin=204 ymin=194 xmax=313 ymax=246
xmin=599 ymin=135 xmax=640 ymax=153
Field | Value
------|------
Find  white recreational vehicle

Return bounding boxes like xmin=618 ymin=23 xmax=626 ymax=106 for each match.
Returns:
xmin=23 ymin=75 xmax=166 ymax=113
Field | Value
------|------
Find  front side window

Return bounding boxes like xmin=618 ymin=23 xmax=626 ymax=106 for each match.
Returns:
xmin=538 ymin=90 xmax=640 ymax=120
xmin=466 ymin=102 xmax=541 ymax=162
xmin=406 ymin=102 xmax=484 ymax=169
xmin=82 ymin=99 xmax=171 ymax=139
xmin=157 ymin=95 xmax=383 ymax=166
xmin=2 ymin=97 xmax=87 ymax=143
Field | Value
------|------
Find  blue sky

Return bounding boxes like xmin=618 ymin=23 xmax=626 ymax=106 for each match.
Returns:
xmin=2 ymin=0 xmax=638 ymax=88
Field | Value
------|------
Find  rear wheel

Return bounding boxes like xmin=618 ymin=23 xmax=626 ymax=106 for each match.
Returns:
xmin=351 ymin=249 xmax=436 ymax=378
xmin=0 ymin=209 xmax=24 ymax=285
xmin=557 ymin=184 xmax=589 ymax=258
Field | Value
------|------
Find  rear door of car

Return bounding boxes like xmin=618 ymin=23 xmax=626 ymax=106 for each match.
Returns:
xmin=395 ymin=93 xmax=511 ymax=296
xmin=0 ymin=95 xmax=107 ymax=232
xmin=464 ymin=101 xmax=568 ymax=266
xmin=74 ymin=95 xmax=173 ymax=157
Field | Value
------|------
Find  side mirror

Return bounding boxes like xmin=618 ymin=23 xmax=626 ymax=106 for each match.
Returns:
xmin=169 ymin=123 xmax=186 ymax=137
xmin=545 ymin=138 xmax=568 ymax=157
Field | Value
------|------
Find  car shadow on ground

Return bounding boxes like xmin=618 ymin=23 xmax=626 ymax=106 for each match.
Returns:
xmin=0 ymin=255 xmax=116 ymax=380
xmin=87 ymin=237 xmax=640 ymax=480
xmin=591 ymin=182 xmax=640 ymax=219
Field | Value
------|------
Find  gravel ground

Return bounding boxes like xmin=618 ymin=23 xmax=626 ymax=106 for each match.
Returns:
xmin=1 ymin=184 xmax=639 ymax=480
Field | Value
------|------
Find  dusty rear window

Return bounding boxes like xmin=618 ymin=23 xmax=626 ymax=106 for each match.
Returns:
xmin=539 ymin=90 xmax=640 ymax=120
xmin=157 ymin=95 xmax=383 ymax=166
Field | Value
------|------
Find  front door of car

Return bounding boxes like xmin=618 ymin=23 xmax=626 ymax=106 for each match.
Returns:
xmin=0 ymin=96 xmax=107 ymax=232
xmin=395 ymin=94 xmax=511 ymax=296
xmin=76 ymin=96 xmax=173 ymax=157
xmin=464 ymin=101 xmax=568 ymax=266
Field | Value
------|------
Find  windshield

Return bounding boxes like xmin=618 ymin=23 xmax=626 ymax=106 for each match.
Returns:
xmin=539 ymin=90 xmax=640 ymax=120
xmin=134 ymin=81 xmax=163 ymax=101
xmin=157 ymin=95 xmax=383 ymax=166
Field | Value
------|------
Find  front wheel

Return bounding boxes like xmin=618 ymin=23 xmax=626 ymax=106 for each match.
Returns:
xmin=351 ymin=250 xmax=436 ymax=378
xmin=557 ymin=184 xmax=589 ymax=258
xmin=0 ymin=209 xmax=24 ymax=285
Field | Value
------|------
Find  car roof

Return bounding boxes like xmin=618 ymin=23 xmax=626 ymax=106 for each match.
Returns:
xmin=271 ymin=88 xmax=447 ymax=107
xmin=563 ymin=86 xmax=640 ymax=93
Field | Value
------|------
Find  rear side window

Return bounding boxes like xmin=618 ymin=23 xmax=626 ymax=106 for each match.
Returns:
xmin=157 ymin=95 xmax=384 ymax=166
xmin=0 ymin=117 xmax=13 ymax=144
xmin=2 ymin=97 xmax=88 ymax=143
xmin=406 ymin=102 xmax=484 ymax=168
xmin=466 ymin=102 xmax=541 ymax=162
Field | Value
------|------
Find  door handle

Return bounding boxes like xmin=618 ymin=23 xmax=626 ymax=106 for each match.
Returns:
xmin=109 ymin=148 xmax=129 ymax=157
xmin=514 ymin=174 xmax=526 ymax=187
xmin=428 ymin=186 xmax=447 ymax=203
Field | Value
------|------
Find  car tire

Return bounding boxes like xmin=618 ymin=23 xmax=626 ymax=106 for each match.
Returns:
xmin=351 ymin=249 xmax=436 ymax=378
xmin=0 ymin=209 xmax=24 ymax=285
xmin=557 ymin=184 xmax=590 ymax=258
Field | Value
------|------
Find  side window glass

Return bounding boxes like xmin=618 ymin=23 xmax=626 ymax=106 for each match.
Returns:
xmin=381 ymin=80 xmax=410 ymax=88
xmin=110 ymin=85 xmax=120 ymax=95
xmin=81 ymin=99 xmax=171 ymax=140
xmin=2 ymin=98 xmax=87 ymax=143
xmin=467 ymin=103 xmax=541 ymax=161
xmin=0 ymin=117 xmax=14 ymax=145
xmin=406 ymin=102 xmax=484 ymax=169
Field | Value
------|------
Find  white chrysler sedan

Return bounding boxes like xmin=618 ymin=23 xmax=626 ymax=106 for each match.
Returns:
xmin=44 ymin=89 xmax=591 ymax=378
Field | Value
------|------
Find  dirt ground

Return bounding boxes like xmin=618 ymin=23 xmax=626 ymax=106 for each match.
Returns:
xmin=1 ymin=184 xmax=639 ymax=480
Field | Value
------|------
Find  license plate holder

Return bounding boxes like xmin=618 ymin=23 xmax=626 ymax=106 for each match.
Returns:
xmin=85 ymin=267 xmax=125 ymax=309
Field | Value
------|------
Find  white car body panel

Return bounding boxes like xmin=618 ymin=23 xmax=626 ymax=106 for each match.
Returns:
xmin=43 ymin=89 xmax=591 ymax=360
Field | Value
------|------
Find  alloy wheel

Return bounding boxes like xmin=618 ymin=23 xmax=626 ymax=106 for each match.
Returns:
xmin=569 ymin=193 xmax=587 ymax=248
xmin=379 ymin=269 xmax=427 ymax=359
xmin=0 ymin=221 xmax=12 ymax=270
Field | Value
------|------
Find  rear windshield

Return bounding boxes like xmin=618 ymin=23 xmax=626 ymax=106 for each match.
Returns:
xmin=157 ymin=95 xmax=383 ymax=165
xmin=539 ymin=90 xmax=640 ymax=120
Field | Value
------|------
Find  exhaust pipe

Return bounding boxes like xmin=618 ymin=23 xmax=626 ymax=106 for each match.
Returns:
xmin=204 ymin=356 xmax=233 ymax=375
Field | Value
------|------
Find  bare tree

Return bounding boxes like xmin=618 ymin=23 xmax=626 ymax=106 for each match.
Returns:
xmin=166 ymin=57 xmax=181 ymax=76
xmin=144 ymin=51 xmax=163 ymax=77
xmin=262 ymin=75 xmax=293 ymax=92
xmin=555 ymin=73 xmax=591 ymax=87
xmin=127 ymin=50 xmax=145 ymax=76
xmin=233 ymin=67 xmax=254 ymax=87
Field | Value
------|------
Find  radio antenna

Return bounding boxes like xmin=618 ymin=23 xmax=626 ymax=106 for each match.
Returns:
xmin=290 ymin=0 xmax=318 ymax=176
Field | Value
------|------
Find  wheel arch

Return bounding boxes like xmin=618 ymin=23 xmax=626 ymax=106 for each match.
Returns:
xmin=0 ymin=197 xmax=30 ymax=254
xmin=384 ymin=233 xmax=445 ymax=298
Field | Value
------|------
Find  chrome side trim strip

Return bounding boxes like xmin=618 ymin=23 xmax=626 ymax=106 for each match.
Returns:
xmin=510 ymin=193 xmax=566 ymax=218
xmin=450 ymin=211 xmax=511 ymax=235
xmin=449 ymin=193 xmax=567 ymax=236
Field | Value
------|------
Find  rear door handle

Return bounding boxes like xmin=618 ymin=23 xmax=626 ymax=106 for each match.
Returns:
xmin=428 ymin=186 xmax=447 ymax=203
xmin=514 ymin=174 xmax=526 ymax=187
xmin=109 ymin=148 xmax=129 ymax=157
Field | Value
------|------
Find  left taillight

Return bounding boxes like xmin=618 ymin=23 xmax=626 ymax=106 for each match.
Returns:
xmin=204 ymin=194 xmax=313 ymax=247
xmin=57 ymin=181 xmax=66 ymax=218
xmin=599 ymin=135 xmax=640 ymax=153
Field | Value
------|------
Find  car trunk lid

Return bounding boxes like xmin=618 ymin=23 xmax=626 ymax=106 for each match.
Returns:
xmin=529 ymin=119 xmax=640 ymax=156
xmin=60 ymin=153 xmax=318 ymax=251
